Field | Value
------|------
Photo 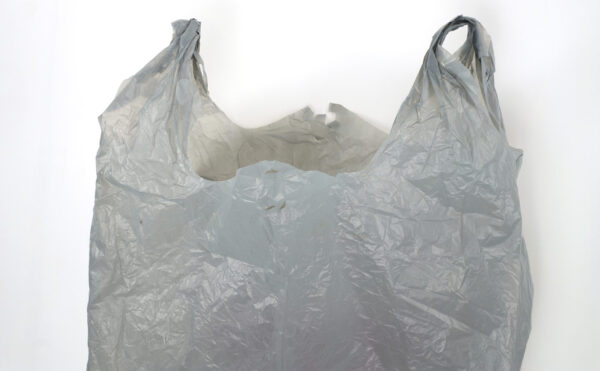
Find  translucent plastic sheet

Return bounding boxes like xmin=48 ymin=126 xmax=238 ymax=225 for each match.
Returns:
xmin=88 ymin=15 xmax=533 ymax=370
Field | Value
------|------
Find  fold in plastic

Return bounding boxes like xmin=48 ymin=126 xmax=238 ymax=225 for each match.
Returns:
xmin=88 ymin=15 xmax=533 ymax=371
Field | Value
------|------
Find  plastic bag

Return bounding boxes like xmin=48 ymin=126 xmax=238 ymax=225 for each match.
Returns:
xmin=88 ymin=15 xmax=533 ymax=370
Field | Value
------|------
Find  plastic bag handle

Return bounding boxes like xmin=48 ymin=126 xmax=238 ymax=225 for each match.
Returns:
xmin=429 ymin=15 xmax=492 ymax=61
xmin=421 ymin=16 xmax=504 ymax=133
xmin=171 ymin=19 xmax=209 ymax=95
xmin=191 ymin=19 xmax=209 ymax=95
xmin=432 ymin=17 xmax=473 ymax=54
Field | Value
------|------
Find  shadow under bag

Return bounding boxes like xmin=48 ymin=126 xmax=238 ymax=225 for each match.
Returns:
xmin=88 ymin=15 xmax=533 ymax=371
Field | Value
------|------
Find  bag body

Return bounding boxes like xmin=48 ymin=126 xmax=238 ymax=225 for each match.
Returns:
xmin=88 ymin=15 xmax=533 ymax=370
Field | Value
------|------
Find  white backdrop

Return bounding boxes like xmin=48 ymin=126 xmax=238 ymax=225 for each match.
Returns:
xmin=1 ymin=0 xmax=599 ymax=370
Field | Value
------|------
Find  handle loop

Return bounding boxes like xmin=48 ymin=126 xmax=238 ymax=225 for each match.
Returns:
xmin=419 ymin=16 xmax=504 ymax=133
xmin=191 ymin=19 xmax=209 ymax=95
xmin=430 ymin=15 xmax=493 ymax=62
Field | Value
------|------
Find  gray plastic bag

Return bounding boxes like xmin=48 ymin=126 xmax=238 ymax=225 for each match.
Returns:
xmin=88 ymin=15 xmax=533 ymax=370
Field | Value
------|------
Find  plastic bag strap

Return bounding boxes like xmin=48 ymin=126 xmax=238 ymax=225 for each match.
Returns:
xmin=421 ymin=16 xmax=504 ymax=132
xmin=430 ymin=15 xmax=493 ymax=62
xmin=427 ymin=15 xmax=496 ymax=93
xmin=191 ymin=19 xmax=209 ymax=95
xmin=171 ymin=19 xmax=209 ymax=95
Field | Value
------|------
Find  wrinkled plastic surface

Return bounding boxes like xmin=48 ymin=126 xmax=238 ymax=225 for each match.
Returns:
xmin=88 ymin=15 xmax=533 ymax=371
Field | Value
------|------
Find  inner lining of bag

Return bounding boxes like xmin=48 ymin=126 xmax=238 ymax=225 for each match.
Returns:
xmin=184 ymin=21 xmax=483 ymax=182
xmin=185 ymin=100 xmax=389 ymax=181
